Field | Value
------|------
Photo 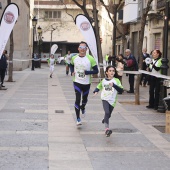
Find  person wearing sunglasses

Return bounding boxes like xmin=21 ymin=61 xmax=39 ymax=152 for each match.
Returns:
xmin=70 ymin=41 xmax=99 ymax=126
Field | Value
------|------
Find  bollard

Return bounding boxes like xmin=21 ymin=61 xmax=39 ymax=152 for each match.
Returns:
xmin=163 ymin=96 xmax=170 ymax=133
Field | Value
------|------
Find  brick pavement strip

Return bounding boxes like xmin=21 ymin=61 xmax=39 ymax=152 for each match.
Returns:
xmin=48 ymin=74 xmax=93 ymax=170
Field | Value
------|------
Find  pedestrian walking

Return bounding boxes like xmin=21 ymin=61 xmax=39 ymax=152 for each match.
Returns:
xmin=124 ymin=49 xmax=138 ymax=93
xmin=47 ymin=54 xmax=56 ymax=78
xmin=108 ymin=55 xmax=112 ymax=65
xmin=0 ymin=50 xmax=8 ymax=87
xmin=70 ymin=41 xmax=98 ymax=126
xmin=140 ymin=48 xmax=150 ymax=87
xmin=146 ymin=49 xmax=162 ymax=110
xmin=93 ymin=66 xmax=123 ymax=137
xmin=105 ymin=54 xmax=109 ymax=66
xmin=65 ymin=51 xmax=71 ymax=75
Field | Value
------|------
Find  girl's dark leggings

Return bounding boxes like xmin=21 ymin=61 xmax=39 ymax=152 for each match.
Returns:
xmin=102 ymin=100 xmax=114 ymax=128
xmin=73 ymin=82 xmax=90 ymax=119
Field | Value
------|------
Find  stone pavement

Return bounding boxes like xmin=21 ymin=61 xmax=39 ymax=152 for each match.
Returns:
xmin=0 ymin=64 xmax=170 ymax=170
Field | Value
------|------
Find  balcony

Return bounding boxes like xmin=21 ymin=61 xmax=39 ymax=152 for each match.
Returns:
xmin=123 ymin=1 xmax=138 ymax=24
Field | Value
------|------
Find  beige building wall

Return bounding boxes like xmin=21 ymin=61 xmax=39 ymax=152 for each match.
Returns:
xmin=37 ymin=9 xmax=85 ymax=43
xmin=98 ymin=4 xmax=113 ymax=57
xmin=35 ymin=0 xmax=112 ymax=59
xmin=0 ymin=0 xmax=31 ymax=71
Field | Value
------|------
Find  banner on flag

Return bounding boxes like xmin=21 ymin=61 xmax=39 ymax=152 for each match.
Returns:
xmin=0 ymin=3 xmax=19 ymax=58
xmin=51 ymin=44 xmax=58 ymax=55
xmin=75 ymin=14 xmax=98 ymax=65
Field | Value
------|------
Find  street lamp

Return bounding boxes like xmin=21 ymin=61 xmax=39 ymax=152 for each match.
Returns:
xmin=49 ymin=26 xmax=56 ymax=55
xmin=112 ymin=0 xmax=119 ymax=66
xmin=32 ymin=16 xmax=37 ymax=71
xmin=37 ymin=26 xmax=42 ymax=68
xmin=157 ymin=2 xmax=169 ymax=113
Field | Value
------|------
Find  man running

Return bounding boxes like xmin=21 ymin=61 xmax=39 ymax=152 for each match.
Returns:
xmin=70 ymin=41 xmax=98 ymax=125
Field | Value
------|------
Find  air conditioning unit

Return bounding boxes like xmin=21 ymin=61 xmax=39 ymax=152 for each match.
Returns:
xmin=148 ymin=10 xmax=157 ymax=15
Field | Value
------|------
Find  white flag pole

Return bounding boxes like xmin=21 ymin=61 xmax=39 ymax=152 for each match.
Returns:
xmin=75 ymin=14 xmax=98 ymax=65
xmin=0 ymin=3 xmax=19 ymax=58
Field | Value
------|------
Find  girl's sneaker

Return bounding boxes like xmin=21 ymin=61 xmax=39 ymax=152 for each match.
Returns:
xmin=105 ymin=129 xmax=112 ymax=137
xmin=76 ymin=118 xmax=82 ymax=126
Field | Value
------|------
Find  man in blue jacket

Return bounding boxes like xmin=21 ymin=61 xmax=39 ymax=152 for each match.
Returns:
xmin=125 ymin=49 xmax=138 ymax=93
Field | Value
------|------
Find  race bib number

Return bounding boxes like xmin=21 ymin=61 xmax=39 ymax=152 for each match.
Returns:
xmin=103 ymin=84 xmax=114 ymax=94
xmin=76 ymin=70 xmax=86 ymax=79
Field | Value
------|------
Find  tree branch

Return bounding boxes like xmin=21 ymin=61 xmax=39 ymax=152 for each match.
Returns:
xmin=59 ymin=0 xmax=74 ymax=21
xmin=100 ymin=0 xmax=123 ymax=36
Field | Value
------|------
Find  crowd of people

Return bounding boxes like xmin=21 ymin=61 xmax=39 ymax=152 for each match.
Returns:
xmin=1 ymin=41 xmax=163 ymax=137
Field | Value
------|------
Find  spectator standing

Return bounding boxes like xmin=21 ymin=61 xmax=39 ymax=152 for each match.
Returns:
xmin=108 ymin=55 xmax=112 ymax=65
xmin=105 ymin=54 xmax=109 ymax=66
xmin=115 ymin=54 xmax=125 ymax=84
xmin=65 ymin=51 xmax=71 ymax=75
xmin=146 ymin=49 xmax=162 ymax=110
xmin=0 ymin=50 xmax=8 ymax=87
xmin=70 ymin=41 xmax=98 ymax=126
xmin=140 ymin=48 xmax=150 ymax=87
xmin=124 ymin=49 xmax=138 ymax=93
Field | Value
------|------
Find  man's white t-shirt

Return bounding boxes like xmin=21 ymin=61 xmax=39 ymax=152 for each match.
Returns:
xmin=65 ymin=54 xmax=71 ymax=64
xmin=71 ymin=55 xmax=97 ymax=85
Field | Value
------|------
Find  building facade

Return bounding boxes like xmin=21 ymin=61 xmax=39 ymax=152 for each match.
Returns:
xmin=122 ymin=0 xmax=169 ymax=70
xmin=34 ymin=0 xmax=113 ymax=58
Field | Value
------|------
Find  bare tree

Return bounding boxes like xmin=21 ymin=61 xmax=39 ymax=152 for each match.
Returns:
xmin=91 ymin=0 xmax=104 ymax=77
xmin=135 ymin=0 xmax=153 ymax=105
xmin=100 ymin=0 xmax=127 ymax=53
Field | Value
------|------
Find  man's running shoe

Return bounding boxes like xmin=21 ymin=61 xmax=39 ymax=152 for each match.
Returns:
xmin=105 ymin=129 xmax=112 ymax=137
xmin=102 ymin=119 xmax=104 ymax=124
xmin=81 ymin=108 xmax=86 ymax=118
xmin=76 ymin=118 xmax=82 ymax=126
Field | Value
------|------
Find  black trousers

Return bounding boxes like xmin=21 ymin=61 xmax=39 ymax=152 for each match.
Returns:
xmin=149 ymin=76 xmax=161 ymax=109
xmin=129 ymin=74 xmax=134 ymax=92
xmin=73 ymin=82 xmax=90 ymax=119
xmin=140 ymin=73 xmax=148 ymax=85
xmin=66 ymin=64 xmax=70 ymax=75
xmin=0 ymin=68 xmax=6 ymax=85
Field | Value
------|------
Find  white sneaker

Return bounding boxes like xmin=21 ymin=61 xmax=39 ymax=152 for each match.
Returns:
xmin=76 ymin=118 xmax=82 ymax=126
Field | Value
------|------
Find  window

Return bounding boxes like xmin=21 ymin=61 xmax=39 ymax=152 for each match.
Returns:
xmin=45 ymin=11 xmax=61 ymax=19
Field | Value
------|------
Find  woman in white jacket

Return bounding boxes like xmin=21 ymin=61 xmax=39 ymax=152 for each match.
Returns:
xmin=116 ymin=54 xmax=125 ymax=84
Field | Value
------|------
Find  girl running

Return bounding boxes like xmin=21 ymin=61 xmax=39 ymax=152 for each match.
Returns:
xmin=93 ymin=66 xmax=123 ymax=137
xmin=48 ymin=54 xmax=56 ymax=78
